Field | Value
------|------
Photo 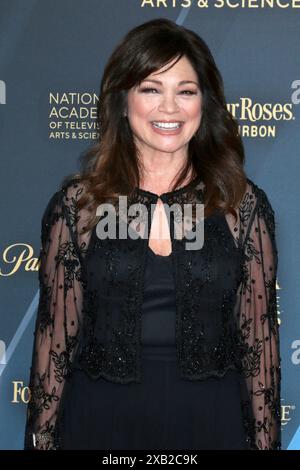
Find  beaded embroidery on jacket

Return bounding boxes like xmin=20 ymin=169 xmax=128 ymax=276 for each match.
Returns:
xmin=24 ymin=176 xmax=281 ymax=450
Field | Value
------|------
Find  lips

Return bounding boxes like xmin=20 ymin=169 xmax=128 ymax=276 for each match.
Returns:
xmin=150 ymin=120 xmax=184 ymax=124
xmin=150 ymin=121 xmax=184 ymax=135
xmin=151 ymin=121 xmax=184 ymax=129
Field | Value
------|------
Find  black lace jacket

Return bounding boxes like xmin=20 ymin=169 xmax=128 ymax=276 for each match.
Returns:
xmin=24 ymin=176 xmax=281 ymax=450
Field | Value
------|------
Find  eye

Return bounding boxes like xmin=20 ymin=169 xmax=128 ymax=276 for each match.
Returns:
xmin=140 ymin=87 xmax=158 ymax=93
xmin=181 ymin=90 xmax=197 ymax=95
xmin=140 ymin=87 xmax=197 ymax=95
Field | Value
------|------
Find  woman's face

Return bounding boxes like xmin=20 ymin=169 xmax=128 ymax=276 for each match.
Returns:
xmin=126 ymin=55 xmax=202 ymax=157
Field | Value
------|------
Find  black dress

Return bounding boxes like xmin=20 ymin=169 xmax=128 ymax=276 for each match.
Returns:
xmin=58 ymin=245 xmax=247 ymax=450
xmin=24 ymin=177 xmax=281 ymax=450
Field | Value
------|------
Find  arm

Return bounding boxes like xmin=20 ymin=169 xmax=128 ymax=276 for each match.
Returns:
xmin=235 ymin=183 xmax=281 ymax=450
xmin=24 ymin=187 xmax=85 ymax=450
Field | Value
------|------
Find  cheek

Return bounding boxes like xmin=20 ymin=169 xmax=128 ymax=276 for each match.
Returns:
xmin=129 ymin=95 xmax=153 ymax=117
xmin=178 ymin=96 xmax=202 ymax=122
xmin=188 ymin=99 xmax=202 ymax=118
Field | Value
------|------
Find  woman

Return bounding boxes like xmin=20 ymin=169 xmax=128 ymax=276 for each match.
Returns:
xmin=24 ymin=18 xmax=281 ymax=450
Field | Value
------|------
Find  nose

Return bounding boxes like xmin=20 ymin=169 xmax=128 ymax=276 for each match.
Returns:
xmin=158 ymin=91 xmax=180 ymax=114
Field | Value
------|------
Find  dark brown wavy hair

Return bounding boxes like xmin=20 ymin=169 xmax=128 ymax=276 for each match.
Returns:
xmin=63 ymin=17 xmax=247 ymax=233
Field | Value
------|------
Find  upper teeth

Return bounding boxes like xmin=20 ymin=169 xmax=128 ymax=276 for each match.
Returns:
xmin=152 ymin=122 xmax=181 ymax=129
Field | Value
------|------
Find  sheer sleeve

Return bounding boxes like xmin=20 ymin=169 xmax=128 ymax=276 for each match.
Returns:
xmin=232 ymin=180 xmax=282 ymax=450
xmin=24 ymin=181 xmax=88 ymax=450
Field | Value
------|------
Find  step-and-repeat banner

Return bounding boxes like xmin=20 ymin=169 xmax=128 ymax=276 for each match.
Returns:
xmin=0 ymin=0 xmax=299 ymax=450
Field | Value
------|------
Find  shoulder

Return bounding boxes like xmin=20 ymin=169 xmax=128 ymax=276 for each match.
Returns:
xmin=41 ymin=175 xmax=88 ymax=228
xmin=45 ymin=176 xmax=87 ymax=210
xmin=60 ymin=175 xmax=88 ymax=206
xmin=241 ymin=177 xmax=275 ymax=215
xmin=39 ymin=176 xmax=91 ymax=253
xmin=239 ymin=177 xmax=277 ymax=241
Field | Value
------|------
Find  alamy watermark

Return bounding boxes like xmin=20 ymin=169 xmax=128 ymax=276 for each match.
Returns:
xmin=95 ymin=196 xmax=205 ymax=251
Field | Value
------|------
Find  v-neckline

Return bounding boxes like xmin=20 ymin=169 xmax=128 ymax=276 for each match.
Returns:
xmin=147 ymin=245 xmax=172 ymax=258
xmin=138 ymin=175 xmax=202 ymax=258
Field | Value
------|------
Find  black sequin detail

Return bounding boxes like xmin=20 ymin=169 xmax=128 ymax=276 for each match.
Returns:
xmin=24 ymin=176 xmax=281 ymax=450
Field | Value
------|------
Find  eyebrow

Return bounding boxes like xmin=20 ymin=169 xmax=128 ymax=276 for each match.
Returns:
xmin=141 ymin=79 xmax=200 ymax=87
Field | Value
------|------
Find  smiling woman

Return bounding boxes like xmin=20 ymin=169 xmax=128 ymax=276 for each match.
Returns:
xmin=126 ymin=55 xmax=202 ymax=164
xmin=24 ymin=18 xmax=281 ymax=451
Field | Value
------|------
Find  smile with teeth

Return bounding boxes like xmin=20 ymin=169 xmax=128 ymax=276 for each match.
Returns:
xmin=151 ymin=122 xmax=182 ymax=129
